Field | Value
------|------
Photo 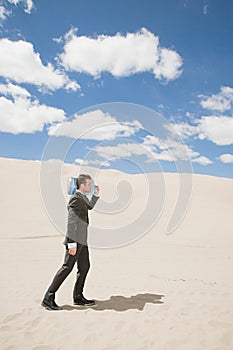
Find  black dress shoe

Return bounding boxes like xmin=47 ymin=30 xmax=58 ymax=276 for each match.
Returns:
xmin=41 ymin=299 xmax=63 ymax=311
xmin=73 ymin=295 xmax=96 ymax=306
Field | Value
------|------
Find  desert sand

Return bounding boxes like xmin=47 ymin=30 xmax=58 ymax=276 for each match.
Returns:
xmin=0 ymin=156 xmax=233 ymax=350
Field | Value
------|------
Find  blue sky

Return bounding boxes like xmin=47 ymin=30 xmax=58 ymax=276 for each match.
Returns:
xmin=0 ymin=0 xmax=232 ymax=178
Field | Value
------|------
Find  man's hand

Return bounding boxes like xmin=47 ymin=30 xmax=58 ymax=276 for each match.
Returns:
xmin=68 ymin=247 xmax=77 ymax=256
xmin=94 ymin=184 xmax=100 ymax=196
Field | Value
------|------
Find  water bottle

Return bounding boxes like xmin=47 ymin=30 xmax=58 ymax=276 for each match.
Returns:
xmin=67 ymin=177 xmax=77 ymax=195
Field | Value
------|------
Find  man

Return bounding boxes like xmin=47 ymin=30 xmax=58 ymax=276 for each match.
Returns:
xmin=41 ymin=174 xmax=100 ymax=311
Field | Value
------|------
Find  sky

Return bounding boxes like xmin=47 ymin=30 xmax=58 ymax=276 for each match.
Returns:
xmin=0 ymin=0 xmax=233 ymax=178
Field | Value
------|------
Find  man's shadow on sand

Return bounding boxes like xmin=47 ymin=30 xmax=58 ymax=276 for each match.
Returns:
xmin=62 ymin=293 xmax=164 ymax=312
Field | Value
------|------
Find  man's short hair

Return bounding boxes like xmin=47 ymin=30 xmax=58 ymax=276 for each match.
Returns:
xmin=76 ymin=174 xmax=92 ymax=189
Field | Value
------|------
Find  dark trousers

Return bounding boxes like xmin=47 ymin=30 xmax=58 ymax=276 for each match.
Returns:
xmin=44 ymin=244 xmax=90 ymax=301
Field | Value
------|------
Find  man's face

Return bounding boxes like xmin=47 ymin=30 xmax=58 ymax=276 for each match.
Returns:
xmin=83 ymin=179 xmax=92 ymax=193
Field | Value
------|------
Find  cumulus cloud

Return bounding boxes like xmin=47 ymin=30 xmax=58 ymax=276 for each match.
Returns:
xmin=153 ymin=48 xmax=183 ymax=81
xmin=198 ymin=116 xmax=233 ymax=145
xmin=0 ymin=38 xmax=80 ymax=91
xmin=142 ymin=134 xmax=200 ymax=162
xmin=59 ymin=27 xmax=183 ymax=81
xmin=0 ymin=82 xmax=30 ymax=98
xmin=170 ymin=115 xmax=233 ymax=146
xmin=199 ymin=86 xmax=233 ymax=112
xmin=0 ymin=82 xmax=66 ymax=134
xmin=47 ymin=109 xmax=142 ymax=140
xmin=64 ymin=80 xmax=80 ymax=91
xmin=7 ymin=0 xmax=34 ymax=14
xmin=192 ymin=156 xmax=213 ymax=165
xmin=0 ymin=5 xmax=11 ymax=21
xmin=218 ymin=154 xmax=233 ymax=163
xmin=94 ymin=142 xmax=157 ymax=162
xmin=85 ymin=133 xmax=210 ymax=166
xmin=170 ymin=87 xmax=233 ymax=147
xmin=73 ymin=158 xmax=85 ymax=165
xmin=165 ymin=122 xmax=199 ymax=140
xmin=74 ymin=158 xmax=111 ymax=167
xmin=68 ymin=107 xmax=227 ymax=168
xmin=64 ymin=118 xmax=213 ymax=167
xmin=0 ymin=0 xmax=34 ymax=24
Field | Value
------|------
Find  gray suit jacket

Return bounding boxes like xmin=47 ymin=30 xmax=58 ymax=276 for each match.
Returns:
xmin=63 ymin=191 xmax=100 ymax=246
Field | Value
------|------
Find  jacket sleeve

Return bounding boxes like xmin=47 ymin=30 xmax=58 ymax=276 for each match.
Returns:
xmin=83 ymin=194 xmax=100 ymax=210
xmin=66 ymin=236 xmax=76 ymax=243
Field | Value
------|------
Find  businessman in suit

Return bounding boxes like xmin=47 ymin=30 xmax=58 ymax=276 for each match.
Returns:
xmin=41 ymin=174 xmax=100 ymax=311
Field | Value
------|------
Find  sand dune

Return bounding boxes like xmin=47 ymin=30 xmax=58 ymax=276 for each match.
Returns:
xmin=0 ymin=157 xmax=233 ymax=349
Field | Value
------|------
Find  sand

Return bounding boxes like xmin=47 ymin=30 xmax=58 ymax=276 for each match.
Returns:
xmin=0 ymin=157 xmax=233 ymax=350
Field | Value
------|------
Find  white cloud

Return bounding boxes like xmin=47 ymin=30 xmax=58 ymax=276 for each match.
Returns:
xmin=75 ymin=133 xmax=212 ymax=166
xmin=66 ymin=119 xmax=213 ymax=167
xmin=165 ymin=122 xmax=199 ymax=140
xmin=218 ymin=154 xmax=233 ymax=163
xmin=0 ymin=82 xmax=30 ymax=98
xmin=94 ymin=142 xmax=155 ymax=161
xmin=73 ymin=158 xmax=85 ymax=165
xmin=203 ymin=4 xmax=208 ymax=15
xmin=0 ymin=38 xmax=80 ymax=91
xmin=47 ymin=109 xmax=142 ymax=140
xmin=0 ymin=83 xmax=66 ymax=134
xmin=0 ymin=5 xmax=11 ymax=21
xmin=23 ymin=0 xmax=34 ymax=14
xmin=142 ymin=134 xmax=199 ymax=162
xmin=74 ymin=158 xmax=111 ymax=167
xmin=53 ymin=36 xmax=63 ymax=44
xmin=7 ymin=0 xmax=34 ymax=14
xmin=199 ymin=86 xmax=233 ymax=112
xmin=192 ymin=156 xmax=213 ymax=165
xmin=0 ymin=0 xmax=34 ymax=24
xmin=59 ymin=27 xmax=183 ymax=81
xmin=169 ymin=115 xmax=233 ymax=146
xmin=153 ymin=48 xmax=183 ymax=81
xmin=198 ymin=116 xmax=233 ymax=145
xmin=88 ymin=133 xmax=202 ymax=166
xmin=142 ymin=134 xmax=167 ymax=150
xmin=64 ymin=80 xmax=80 ymax=91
